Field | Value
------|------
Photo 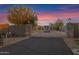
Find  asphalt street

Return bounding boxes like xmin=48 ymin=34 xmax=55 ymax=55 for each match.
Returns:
xmin=0 ymin=37 xmax=73 ymax=55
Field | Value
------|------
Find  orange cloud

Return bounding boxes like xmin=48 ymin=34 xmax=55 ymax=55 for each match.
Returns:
xmin=0 ymin=24 xmax=9 ymax=29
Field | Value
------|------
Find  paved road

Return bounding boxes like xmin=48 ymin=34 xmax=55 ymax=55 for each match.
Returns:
xmin=0 ymin=37 xmax=73 ymax=55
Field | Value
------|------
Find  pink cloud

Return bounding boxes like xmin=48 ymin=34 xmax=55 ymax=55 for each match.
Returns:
xmin=0 ymin=12 xmax=9 ymax=24
xmin=0 ymin=11 xmax=79 ymax=24
xmin=38 ymin=13 xmax=55 ymax=20
xmin=38 ymin=11 xmax=79 ymax=21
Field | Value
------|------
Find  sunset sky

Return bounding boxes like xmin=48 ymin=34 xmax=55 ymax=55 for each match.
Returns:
xmin=0 ymin=4 xmax=79 ymax=25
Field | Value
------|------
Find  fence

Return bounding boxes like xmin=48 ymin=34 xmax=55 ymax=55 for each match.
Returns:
xmin=67 ymin=23 xmax=79 ymax=38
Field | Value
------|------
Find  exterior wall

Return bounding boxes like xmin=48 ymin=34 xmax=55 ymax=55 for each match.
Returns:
xmin=7 ymin=24 xmax=32 ymax=37
xmin=67 ymin=23 xmax=79 ymax=38
xmin=43 ymin=25 xmax=51 ymax=32
xmin=37 ymin=25 xmax=52 ymax=32
xmin=67 ymin=23 xmax=73 ymax=38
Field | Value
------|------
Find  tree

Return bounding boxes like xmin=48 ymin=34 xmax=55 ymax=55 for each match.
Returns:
xmin=8 ymin=7 xmax=38 ymax=25
xmin=53 ymin=19 xmax=64 ymax=31
xmin=7 ymin=7 xmax=38 ymax=36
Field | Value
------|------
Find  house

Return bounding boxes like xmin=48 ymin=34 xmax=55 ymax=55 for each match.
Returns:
xmin=66 ymin=19 xmax=79 ymax=38
xmin=42 ymin=24 xmax=52 ymax=32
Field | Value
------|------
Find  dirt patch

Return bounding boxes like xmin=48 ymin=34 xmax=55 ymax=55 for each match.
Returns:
xmin=64 ymin=38 xmax=79 ymax=49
